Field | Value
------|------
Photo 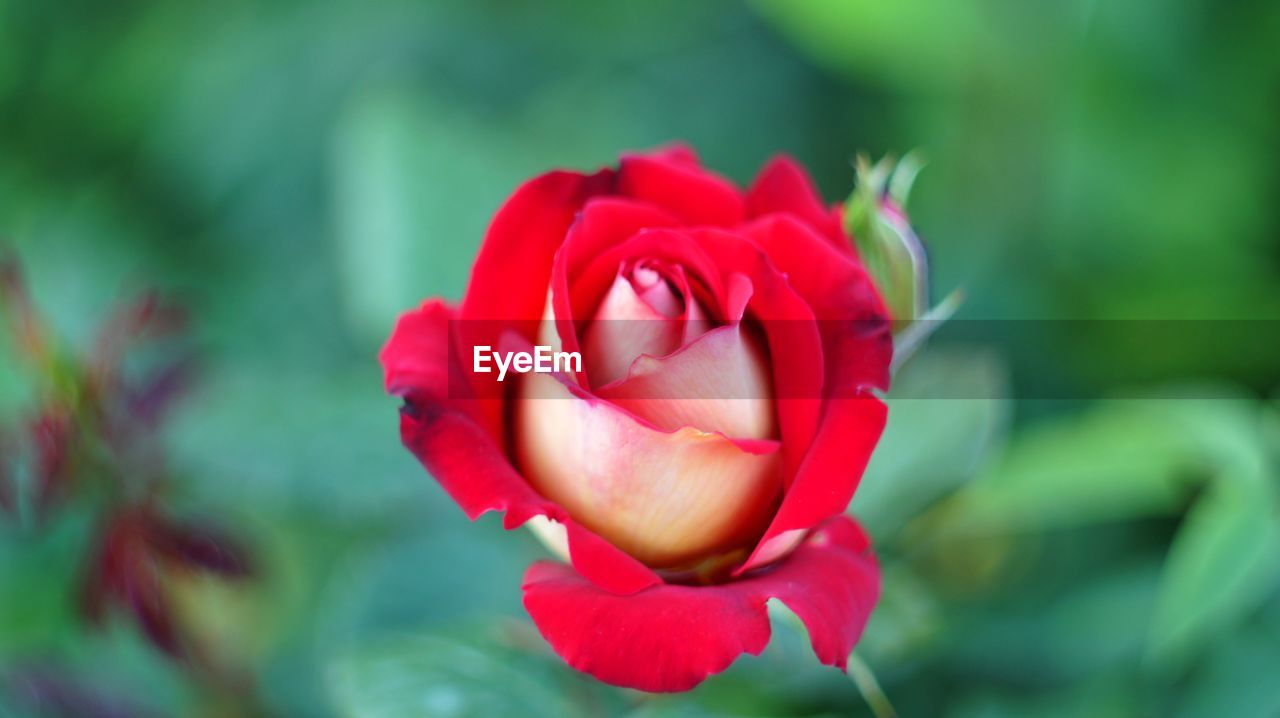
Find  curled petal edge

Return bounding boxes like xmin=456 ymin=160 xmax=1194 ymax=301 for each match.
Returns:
xmin=384 ymin=300 xmax=663 ymax=595
xmin=522 ymin=514 xmax=879 ymax=692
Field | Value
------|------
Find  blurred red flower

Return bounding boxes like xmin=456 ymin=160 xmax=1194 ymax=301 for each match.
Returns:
xmin=81 ymin=506 xmax=253 ymax=657
xmin=1 ymin=252 xmax=254 ymax=664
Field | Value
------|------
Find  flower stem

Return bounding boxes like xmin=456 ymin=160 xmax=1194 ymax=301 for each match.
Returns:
xmin=846 ymin=651 xmax=897 ymax=718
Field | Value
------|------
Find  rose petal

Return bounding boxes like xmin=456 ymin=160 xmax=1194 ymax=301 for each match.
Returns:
xmin=746 ymin=155 xmax=847 ymax=247
xmin=522 ymin=515 xmax=880 ymax=692
xmin=381 ymin=299 xmax=456 ymax=400
xmin=672 ymin=265 xmax=715 ymax=341
xmin=629 ymin=265 xmax=682 ymax=317
xmin=684 ymin=228 xmax=828 ymax=477
xmin=569 ymin=229 xmax=727 ymax=326
xmin=384 ymin=301 xmax=662 ymax=595
xmin=398 ymin=381 xmax=559 ymax=531
xmin=618 ymin=153 xmax=745 ymax=227
xmin=647 ymin=143 xmax=702 ymax=168
xmin=576 ymin=226 xmax=831 ymax=490
xmin=731 ymin=216 xmax=892 ymax=572
xmin=742 ymin=214 xmax=891 ymax=393
xmin=738 ymin=396 xmax=886 ymax=573
xmin=400 ymin=375 xmax=663 ymax=595
xmin=459 ymin=169 xmax=615 ymax=439
xmin=522 ymin=561 xmax=769 ymax=693
xmin=461 ymin=169 xmax=615 ymax=326
xmin=566 ymin=222 xmax=819 ymax=428
xmin=595 ymin=323 xmax=776 ymax=440
xmin=551 ymin=199 xmax=680 ymax=371
xmin=753 ymin=515 xmax=880 ymax=668
xmin=516 ymin=370 xmax=782 ymax=568
xmin=581 ymin=271 xmax=685 ymax=387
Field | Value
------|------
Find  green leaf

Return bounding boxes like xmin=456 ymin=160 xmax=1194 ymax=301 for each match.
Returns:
xmin=852 ymin=349 xmax=1009 ymax=540
xmin=1126 ymin=393 xmax=1280 ymax=670
xmin=937 ymin=401 xmax=1196 ymax=533
xmin=1146 ymin=477 xmax=1280 ymax=671
xmin=1145 ymin=390 xmax=1273 ymax=494
xmin=942 ymin=556 xmax=1163 ymax=685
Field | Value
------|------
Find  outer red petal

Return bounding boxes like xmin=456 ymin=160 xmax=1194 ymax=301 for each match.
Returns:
xmin=458 ymin=169 xmax=615 ymax=440
xmin=746 ymin=155 xmax=847 ymax=248
xmin=398 ymin=395 xmax=558 ymax=529
xmin=740 ymin=397 xmax=887 ymax=572
xmin=753 ymin=515 xmax=880 ymax=668
xmin=382 ymin=300 xmax=662 ymax=595
xmin=550 ymin=198 xmax=679 ymax=374
xmin=647 ymin=143 xmax=702 ymax=168
xmin=460 ymin=169 xmax=615 ymax=327
xmin=568 ymin=229 xmax=725 ymax=330
xmin=683 ymin=227 xmax=827 ymax=477
xmin=381 ymin=299 xmax=456 ymax=400
xmin=522 ymin=515 xmax=879 ymax=692
xmin=523 ymin=560 xmax=770 ymax=692
xmin=742 ymin=214 xmax=891 ymax=393
xmin=736 ymin=216 xmax=892 ymax=572
xmin=617 ymin=153 xmax=745 ymax=227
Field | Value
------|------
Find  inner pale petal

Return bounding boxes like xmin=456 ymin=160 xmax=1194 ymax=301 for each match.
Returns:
xmin=630 ymin=265 xmax=682 ymax=318
xmin=595 ymin=323 xmax=776 ymax=440
xmin=581 ymin=272 xmax=684 ymax=386
xmin=516 ymin=371 xmax=782 ymax=568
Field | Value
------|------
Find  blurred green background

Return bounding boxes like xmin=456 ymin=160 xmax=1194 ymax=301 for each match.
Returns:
xmin=1 ymin=0 xmax=1278 ymax=716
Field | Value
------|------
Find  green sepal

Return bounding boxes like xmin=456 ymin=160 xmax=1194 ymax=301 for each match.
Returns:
xmin=844 ymin=153 xmax=929 ymax=326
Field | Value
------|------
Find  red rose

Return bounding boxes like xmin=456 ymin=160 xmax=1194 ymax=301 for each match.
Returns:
xmin=381 ymin=146 xmax=891 ymax=692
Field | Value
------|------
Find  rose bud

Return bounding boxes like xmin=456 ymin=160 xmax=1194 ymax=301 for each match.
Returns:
xmin=382 ymin=146 xmax=891 ymax=692
xmin=845 ymin=154 xmax=930 ymax=327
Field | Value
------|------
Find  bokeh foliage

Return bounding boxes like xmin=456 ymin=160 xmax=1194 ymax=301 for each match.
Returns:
xmin=2 ymin=0 xmax=1278 ymax=716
